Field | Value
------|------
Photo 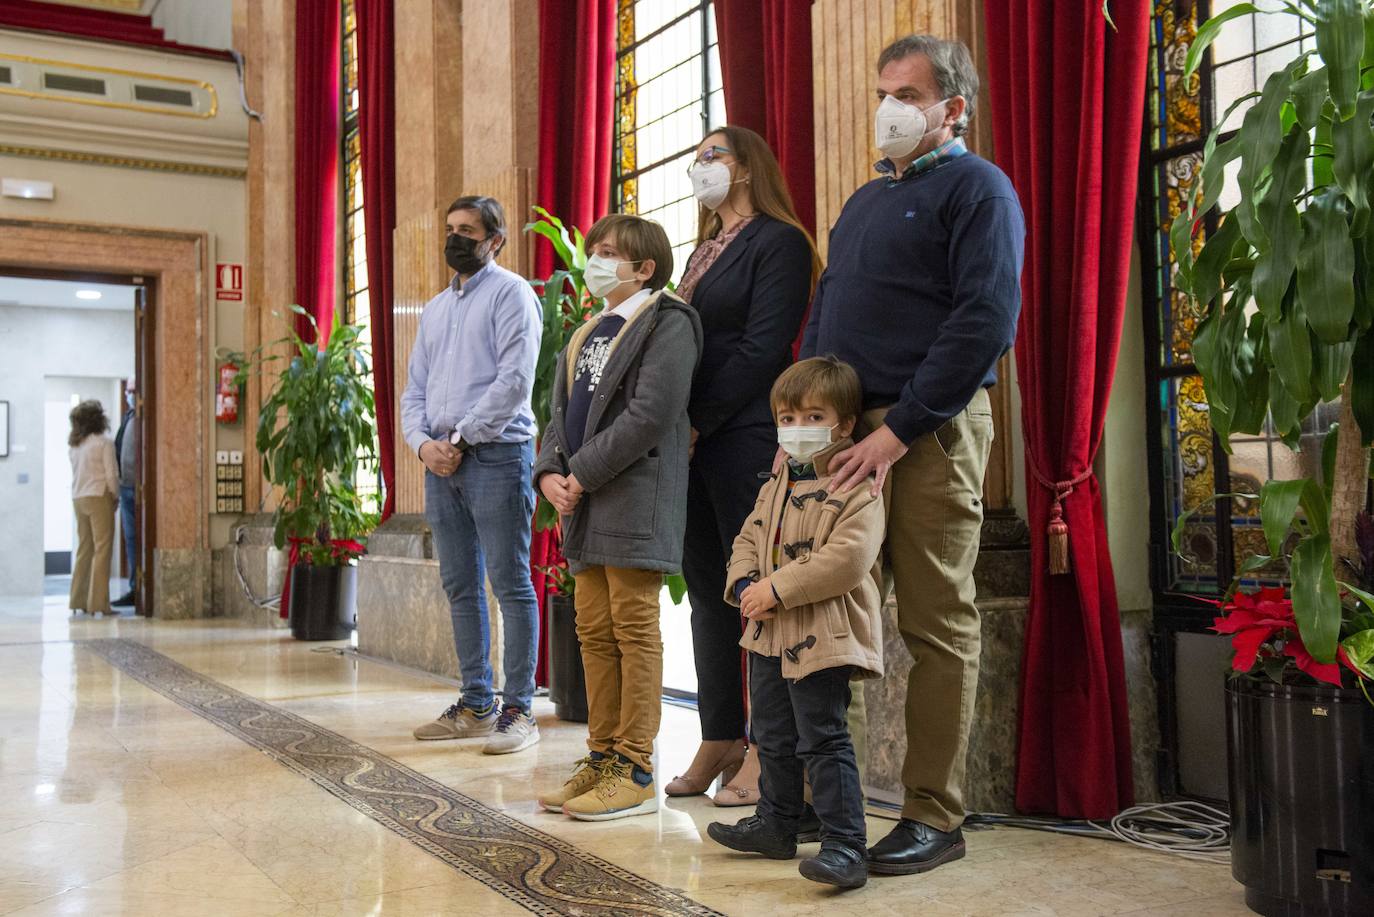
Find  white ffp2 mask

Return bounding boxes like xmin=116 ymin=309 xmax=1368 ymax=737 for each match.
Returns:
xmin=874 ymin=95 xmax=951 ymax=159
xmin=689 ymin=161 xmax=738 ymax=210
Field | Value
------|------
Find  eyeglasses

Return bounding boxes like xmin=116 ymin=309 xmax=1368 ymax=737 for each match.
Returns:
xmin=688 ymin=145 xmax=733 ymax=173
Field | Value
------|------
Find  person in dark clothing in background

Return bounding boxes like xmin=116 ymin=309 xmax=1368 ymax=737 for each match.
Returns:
xmin=800 ymin=34 xmax=1025 ymax=876
xmin=668 ymin=125 xmax=819 ymax=807
xmin=113 ymin=383 xmax=137 ymax=608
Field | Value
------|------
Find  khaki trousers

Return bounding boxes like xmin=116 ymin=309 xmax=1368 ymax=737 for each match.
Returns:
xmin=868 ymin=388 xmax=993 ymax=831
xmin=573 ymin=565 xmax=663 ymax=772
xmin=70 ymin=495 xmax=116 ymax=613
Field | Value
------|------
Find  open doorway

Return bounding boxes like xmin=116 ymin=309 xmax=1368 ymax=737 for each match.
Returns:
xmin=0 ymin=270 xmax=153 ymax=617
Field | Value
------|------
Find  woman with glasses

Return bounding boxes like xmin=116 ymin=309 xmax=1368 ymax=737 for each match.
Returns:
xmin=668 ymin=126 xmax=821 ymax=807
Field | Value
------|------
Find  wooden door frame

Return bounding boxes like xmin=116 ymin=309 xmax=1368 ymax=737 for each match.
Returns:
xmin=133 ymin=283 xmax=158 ymax=618
xmin=0 ymin=263 xmax=156 ymax=610
xmin=1 ymin=218 xmax=211 ymax=617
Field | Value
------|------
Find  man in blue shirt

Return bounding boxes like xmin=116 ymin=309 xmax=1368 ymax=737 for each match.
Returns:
xmin=402 ymin=196 xmax=544 ymax=755
xmin=802 ymin=36 xmax=1025 ymax=876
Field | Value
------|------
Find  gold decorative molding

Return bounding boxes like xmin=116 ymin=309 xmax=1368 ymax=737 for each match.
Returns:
xmin=0 ymin=143 xmax=245 ymax=178
xmin=47 ymin=0 xmax=145 ymax=11
xmin=0 ymin=53 xmax=218 ymax=119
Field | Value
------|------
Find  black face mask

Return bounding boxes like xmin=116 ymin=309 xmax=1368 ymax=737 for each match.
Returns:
xmin=445 ymin=233 xmax=492 ymax=275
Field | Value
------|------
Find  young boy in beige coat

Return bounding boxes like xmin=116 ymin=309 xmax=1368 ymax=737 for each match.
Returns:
xmin=706 ymin=356 xmax=884 ymax=890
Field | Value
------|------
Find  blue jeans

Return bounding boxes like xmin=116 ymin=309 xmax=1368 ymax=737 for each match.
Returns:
xmin=424 ymin=439 xmax=538 ymax=713
xmin=119 ymin=484 xmax=136 ymax=594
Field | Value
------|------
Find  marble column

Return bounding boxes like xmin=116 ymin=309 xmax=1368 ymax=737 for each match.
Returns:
xmin=235 ymin=0 xmax=296 ymax=516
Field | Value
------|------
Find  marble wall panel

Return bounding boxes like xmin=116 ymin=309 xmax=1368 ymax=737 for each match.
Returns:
xmin=238 ymin=0 xmax=297 ymax=514
xmin=864 ymin=599 xmax=1161 ymax=812
xmin=356 ymin=555 xmax=504 ymax=689
xmin=212 ymin=514 xmax=289 ymax=628
xmin=155 ymin=548 xmax=214 ymax=620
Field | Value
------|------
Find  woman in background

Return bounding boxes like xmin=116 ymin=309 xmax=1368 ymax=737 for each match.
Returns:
xmin=68 ymin=399 xmax=119 ymax=617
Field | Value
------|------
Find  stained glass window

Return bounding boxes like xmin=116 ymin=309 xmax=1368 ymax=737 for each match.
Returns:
xmin=613 ymin=0 xmax=726 ymax=281
xmin=342 ymin=0 xmax=379 ymax=513
xmin=1141 ymin=1 xmax=1328 ymax=596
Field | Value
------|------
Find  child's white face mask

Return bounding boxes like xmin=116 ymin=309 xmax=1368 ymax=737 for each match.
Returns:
xmin=777 ymin=424 xmax=836 ymax=464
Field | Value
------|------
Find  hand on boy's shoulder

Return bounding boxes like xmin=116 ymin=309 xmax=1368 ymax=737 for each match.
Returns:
xmin=829 ymin=425 xmax=908 ymax=496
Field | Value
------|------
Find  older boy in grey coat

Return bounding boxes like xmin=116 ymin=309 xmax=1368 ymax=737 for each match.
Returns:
xmin=533 ymin=214 xmax=702 ymax=822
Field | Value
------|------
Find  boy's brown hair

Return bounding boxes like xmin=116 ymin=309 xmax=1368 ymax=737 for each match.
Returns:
xmin=770 ymin=356 xmax=863 ymax=422
xmin=585 ymin=214 xmax=674 ymax=291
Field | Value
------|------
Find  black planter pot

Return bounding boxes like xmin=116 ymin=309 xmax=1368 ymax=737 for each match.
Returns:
xmin=288 ymin=563 xmax=358 ymax=641
xmin=1226 ymin=676 xmax=1374 ymax=917
xmin=546 ymin=592 xmax=588 ymax=722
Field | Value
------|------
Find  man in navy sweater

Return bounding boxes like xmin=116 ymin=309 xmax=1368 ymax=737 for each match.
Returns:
xmin=801 ymin=34 xmax=1025 ymax=875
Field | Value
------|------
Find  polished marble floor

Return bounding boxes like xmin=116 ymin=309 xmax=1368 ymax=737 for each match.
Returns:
xmin=0 ymin=593 xmax=1252 ymax=916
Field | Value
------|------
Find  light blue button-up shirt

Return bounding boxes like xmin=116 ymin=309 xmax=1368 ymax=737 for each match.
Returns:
xmin=400 ymin=261 xmax=542 ymax=454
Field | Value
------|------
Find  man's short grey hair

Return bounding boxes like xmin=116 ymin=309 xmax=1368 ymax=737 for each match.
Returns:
xmin=876 ymin=35 xmax=977 ymax=137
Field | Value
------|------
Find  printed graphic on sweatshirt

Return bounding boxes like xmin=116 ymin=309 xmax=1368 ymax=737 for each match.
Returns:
xmin=574 ymin=334 xmax=616 ymax=392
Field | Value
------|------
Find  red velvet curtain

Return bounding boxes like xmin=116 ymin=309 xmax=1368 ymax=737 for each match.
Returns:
xmin=294 ymin=0 xmax=341 ymax=345
xmin=535 ymin=0 xmax=617 ymax=278
xmin=984 ymin=1 xmax=1149 ymax=818
xmin=713 ymin=0 xmax=815 ymax=234
xmin=356 ymin=0 xmax=397 ymax=521
xmin=281 ymin=0 xmax=341 ymax=616
xmin=533 ymin=0 xmax=616 ymax=682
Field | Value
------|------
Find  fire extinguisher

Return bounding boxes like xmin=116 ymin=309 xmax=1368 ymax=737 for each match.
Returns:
xmin=216 ymin=361 xmax=239 ymax=424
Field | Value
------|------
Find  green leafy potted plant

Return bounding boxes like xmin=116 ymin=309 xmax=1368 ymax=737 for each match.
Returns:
xmin=525 ymin=209 xmax=689 ymax=720
xmin=247 ymin=306 xmax=379 ymax=641
xmin=526 ymin=208 xmax=595 ymax=721
xmin=1174 ymin=3 xmax=1374 ymax=913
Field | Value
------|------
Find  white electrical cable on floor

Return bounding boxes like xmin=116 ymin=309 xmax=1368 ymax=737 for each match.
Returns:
xmin=964 ymin=800 xmax=1232 ymax=865
xmin=1093 ymin=801 xmax=1231 ymax=864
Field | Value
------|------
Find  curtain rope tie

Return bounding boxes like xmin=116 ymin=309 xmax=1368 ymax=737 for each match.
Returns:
xmin=1026 ymin=458 xmax=1093 ymax=575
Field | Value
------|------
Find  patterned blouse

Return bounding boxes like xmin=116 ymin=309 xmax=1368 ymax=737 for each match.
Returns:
xmin=676 ymin=214 xmax=756 ymax=304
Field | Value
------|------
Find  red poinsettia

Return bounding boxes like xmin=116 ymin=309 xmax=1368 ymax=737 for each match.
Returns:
xmin=327 ymin=539 xmax=367 ymax=562
xmin=1210 ymin=586 xmax=1358 ymax=687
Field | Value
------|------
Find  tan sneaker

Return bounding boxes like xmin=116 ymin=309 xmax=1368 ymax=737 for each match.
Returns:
xmin=563 ymin=758 xmax=658 ymax=821
xmin=538 ymin=755 xmax=610 ymax=813
xmin=412 ymin=702 xmax=497 ymax=740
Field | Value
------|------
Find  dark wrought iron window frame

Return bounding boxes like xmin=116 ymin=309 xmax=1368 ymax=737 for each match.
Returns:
xmin=612 ymin=0 xmax=718 ymax=217
xmin=340 ymin=0 xmax=381 ymax=511
xmin=1137 ymin=1 xmax=1328 ymax=798
xmin=1138 ymin=1 xmax=1236 ymax=800
xmin=342 ymin=0 xmax=365 ymax=329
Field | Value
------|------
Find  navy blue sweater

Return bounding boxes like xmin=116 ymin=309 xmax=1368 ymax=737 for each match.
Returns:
xmin=800 ymin=153 xmax=1025 ymax=444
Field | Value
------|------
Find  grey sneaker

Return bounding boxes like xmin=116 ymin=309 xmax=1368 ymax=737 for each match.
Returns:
xmin=482 ymin=706 xmax=540 ymax=755
xmin=413 ymin=702 xmax=497 ymax=740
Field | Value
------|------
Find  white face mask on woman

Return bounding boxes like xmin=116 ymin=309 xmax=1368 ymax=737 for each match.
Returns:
xmin=689 ymin=160 xmax=740 ymax=210
xmin=584 ymin=253 xmax=638 ymax=299
xmin=777 ymin=424 xmax=836 ymax=464
xmin=873 ymin=94 xmax=951 ymax=159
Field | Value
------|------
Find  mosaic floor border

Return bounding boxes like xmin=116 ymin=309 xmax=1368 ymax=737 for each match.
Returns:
xmin=83 ymin=638 xmax=725 ymax=917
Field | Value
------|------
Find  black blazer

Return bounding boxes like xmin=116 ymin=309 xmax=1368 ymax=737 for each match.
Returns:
xmin=685 ymin=213 xmax=813 ymax=439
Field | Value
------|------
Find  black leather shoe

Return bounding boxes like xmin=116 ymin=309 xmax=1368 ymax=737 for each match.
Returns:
xmin=796 ymin=805 xmax=822 ymax=844
xmin=799 ymin=844 xmax=867 ymax=889
xmin=866 ymin=819 xmax=966 ymax=875
xmin=706 ymin=814 xmax=797 ymax=860
xmin=112 ymin=591 xmax=136 ymax=607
